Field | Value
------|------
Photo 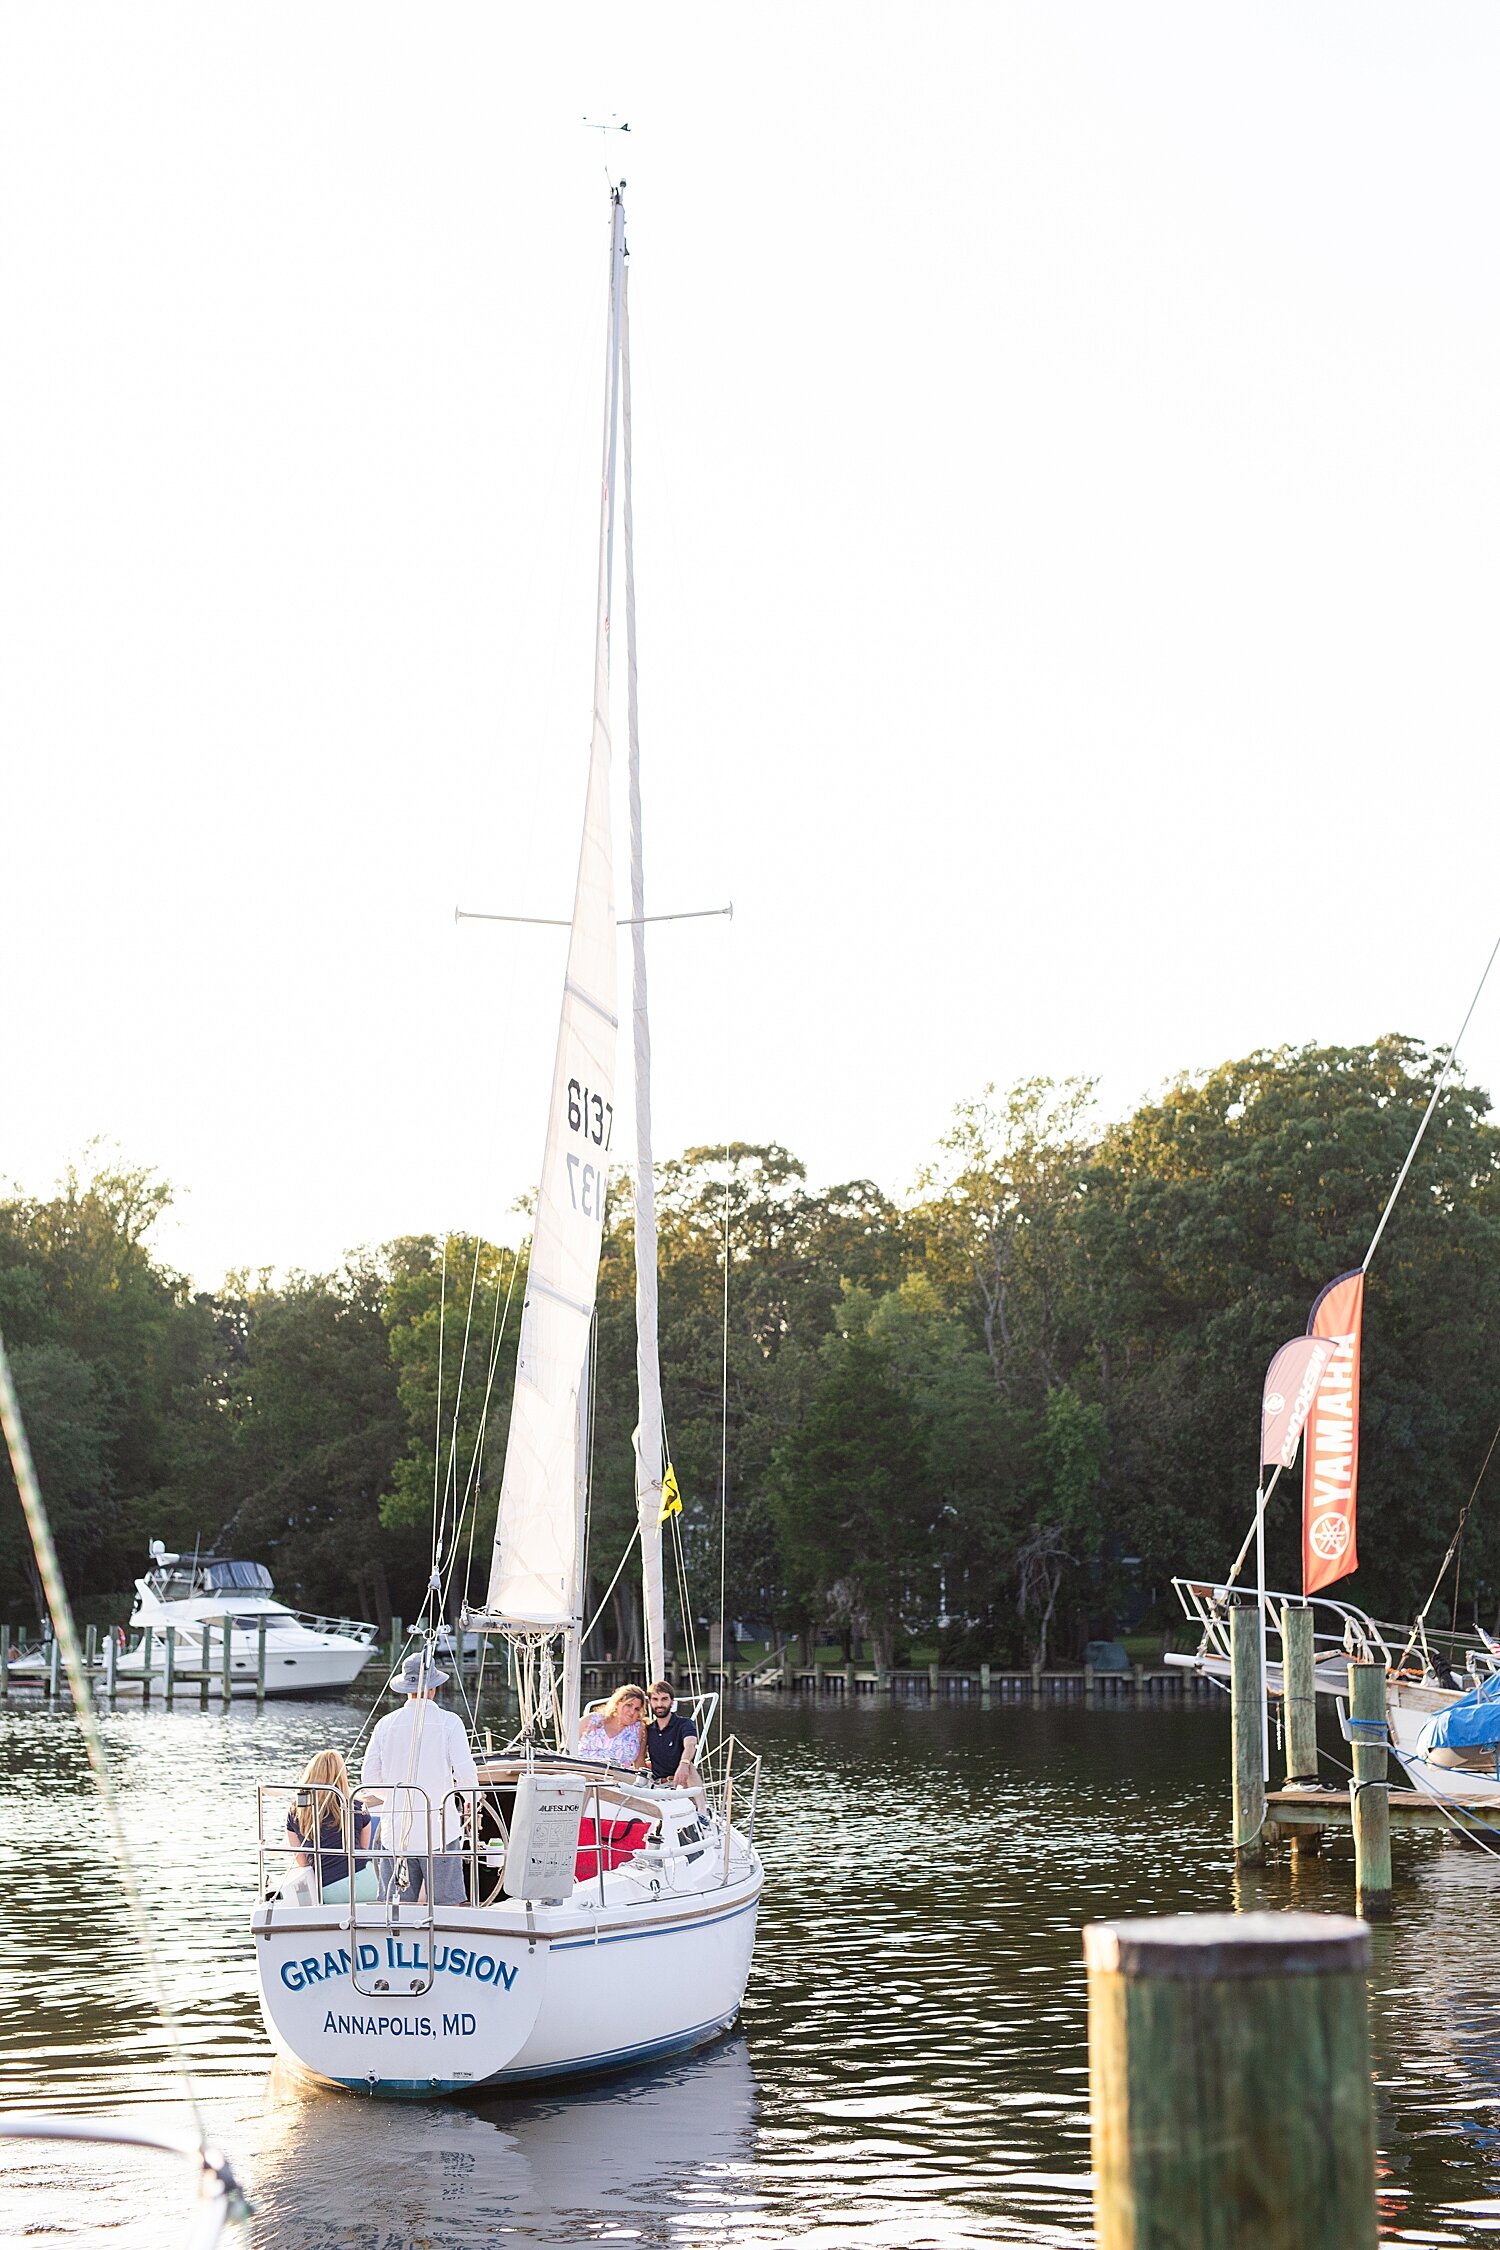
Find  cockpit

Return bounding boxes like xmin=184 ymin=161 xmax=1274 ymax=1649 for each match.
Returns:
xmin=146 ymin=1545 xmax=276 ymax=1602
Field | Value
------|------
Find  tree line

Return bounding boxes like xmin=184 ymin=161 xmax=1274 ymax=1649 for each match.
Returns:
xmin=3 ymin=1036 xmax=1498 ymax=1662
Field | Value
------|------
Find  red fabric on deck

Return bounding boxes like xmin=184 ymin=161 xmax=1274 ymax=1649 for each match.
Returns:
xmin=576 ymin=1816 xmax=649 ymax=1879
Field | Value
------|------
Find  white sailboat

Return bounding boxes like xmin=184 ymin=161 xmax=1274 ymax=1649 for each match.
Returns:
xmin=252 ymin=187 xmax=764 ymax=2099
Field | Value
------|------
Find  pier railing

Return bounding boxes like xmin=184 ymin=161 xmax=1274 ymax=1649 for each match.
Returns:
xmin=1170 ymin=1576 xmax=1499 ymax=1686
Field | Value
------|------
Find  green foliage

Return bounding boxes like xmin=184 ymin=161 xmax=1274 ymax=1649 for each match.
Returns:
xmin=378 ymin=1236 xmax=522 ymax=1594
xmin=4 ymin=1037 xmax=1499 ymax=1655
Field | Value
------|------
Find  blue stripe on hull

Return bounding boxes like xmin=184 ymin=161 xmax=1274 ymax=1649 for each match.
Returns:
xmin=552 ymin=1895 xmax=760 ymax=1951
xmin=329 ymin=2011 xmax=737 ymax=2101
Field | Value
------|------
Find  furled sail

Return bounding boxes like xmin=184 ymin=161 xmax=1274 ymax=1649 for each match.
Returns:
xmin=485 ymin=195 xmax=626 ymax=1631
xmin=620 ymin=269 xmax=668 ymax=1688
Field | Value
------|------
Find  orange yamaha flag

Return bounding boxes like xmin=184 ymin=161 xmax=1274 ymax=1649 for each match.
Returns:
xmin=1302 ymin=1269 xmax=1365 ymax=1593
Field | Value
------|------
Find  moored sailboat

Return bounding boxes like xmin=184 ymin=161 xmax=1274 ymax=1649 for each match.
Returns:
xmin=251 ymin=186 xmax=765 ymax=2099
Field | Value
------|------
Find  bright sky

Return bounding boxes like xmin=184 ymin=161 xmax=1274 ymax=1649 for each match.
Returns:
xmin=3 ymin=6 xmax=1498 ymax=1288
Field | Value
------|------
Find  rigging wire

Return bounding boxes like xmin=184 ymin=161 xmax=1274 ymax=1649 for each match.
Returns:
xmin=0 ymin=1332 xmax=250 ymax=2227
xmin=581 ymin=1518 xmax=642 ymax=1646
xmin=1227 ymin=931 xmax=1500 ymax=1589
xmin=1360 ymin=929 xmax=1500 ymax=1277
xmin=718 ymin=1062 xmax=732 ymax=1694
xmin=429 ymin=1235 xmax=449 ymax=1594
xmin=1393 ymin=1412 xmax=1500 ymax=1672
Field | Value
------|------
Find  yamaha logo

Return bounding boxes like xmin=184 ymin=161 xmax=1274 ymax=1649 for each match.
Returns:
xmin=1309 ymin=1514 xmax=1352 ymax=1561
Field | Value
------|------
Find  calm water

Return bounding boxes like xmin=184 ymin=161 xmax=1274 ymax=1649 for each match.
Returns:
xmin=1 ymin=1694 xmax=1499 ymax=2247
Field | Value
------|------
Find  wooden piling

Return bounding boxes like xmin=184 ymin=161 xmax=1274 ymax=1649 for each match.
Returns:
xmin=164 ymin=1625 xmax=177 ymax=1703
xmin=388 ymin=1615 xmax=403 ymax=1676
xmin=1085 ymin=1660 xmax=1096 ymax=1705
xmin=141 ymin=1626 xmax=153 ymax=1704
xmin=980 ymin=1661 xmax=991 ymax=1699
xmin=256 ymin=1616 xmax=268 ymax=1707
xmin=1 ymin=1627 xmax=10 ymax=1700
xmin=928 ymin=1660 xmax=941 ymax=1699
xmin=221 ymin=1616 xmax=233 ymax=1701
xmin=1084 ymin=1911 xmax=1376 ymax=2250
xmin=1349 ymin=1661 xmax=1392 ymax=1920
xmin=1229 ymin=1600 xmax=1265 ymax=1865
xmin=1031 ymin=1660 xmax=1042 ymax=1704
xmin=843 ymin=1661 xmax=855 ymax=1697
xmin=47 ymin=1636 xmax=60 ymax=1698
xmin=84 ymin=1623 xmax=97 ymax=1670
xmin=814 ymin=1660 xmax=826 ymax=1696
xmin=103 ymin=1629 xmax=117 ymax=1700
xmin=1280 ymin=1603 xmax=1319 ymax=1783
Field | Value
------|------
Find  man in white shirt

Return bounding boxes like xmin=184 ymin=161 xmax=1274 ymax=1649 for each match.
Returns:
xmin=361 ymin=1654 xmax=478 ymax=1904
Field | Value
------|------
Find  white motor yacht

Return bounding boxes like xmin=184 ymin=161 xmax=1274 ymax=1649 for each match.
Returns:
xmin=114 ymin=1544 xmax=378 ymax=1697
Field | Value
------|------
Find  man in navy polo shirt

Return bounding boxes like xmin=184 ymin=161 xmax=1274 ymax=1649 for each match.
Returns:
xmin=645 ymin=1681 xmax=700 ymax=1789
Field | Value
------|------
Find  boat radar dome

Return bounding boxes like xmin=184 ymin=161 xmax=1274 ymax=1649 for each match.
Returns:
xmin=149 ymin=1541 xmax=179 ymax=1566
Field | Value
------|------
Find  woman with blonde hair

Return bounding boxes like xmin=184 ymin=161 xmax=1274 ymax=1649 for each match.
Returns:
xmin=576 ymin=1683 xmax=649 ymax=1770
xmin=285 ymin=1748 xmax=374 ymax=1896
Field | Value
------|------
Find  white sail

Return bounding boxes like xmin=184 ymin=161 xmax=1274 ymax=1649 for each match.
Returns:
xmin=485 ymin=195 xmax=626 ymax=1631
xmin=620 ymin=270 xmax=668 ymax=1687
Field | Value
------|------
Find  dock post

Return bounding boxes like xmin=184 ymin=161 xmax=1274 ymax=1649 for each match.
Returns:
xmin=84 ymin=1623 xmax=97 ymax=1673
xmin=1084 ymin=1911 xmax=1376 ymax=2249
xmin=256 ymin=1616 xmax=268 ymax=1706
xmin=1229 ymin=1599 xmax=1265 ymax=1865
xmin=141 ymin=1626 xmax=153 ymax=1704
xmin=1 ymin=1628 xmax=11 ymax=1701
xmin=388 ymin=1616 xmax=403 ymax=1677
xmin=1085 ymin=1660 xmax=1096 ymax=1705
xmin=104 ymin=1630 xmax=117 ymax=1701
xmin=1031 ymin=1661 xmax=1042 ymax=1704
xmin=814 ymin=1660 xmax=826 ymax=1696
xmin=199 ymin=1625 xmax=211 ymax=1707
xmin=1349 ymin=1661 xmax=1392 ymax=1920
xmin=222 ymin=1617 xmax=233 ymax=1702
xmin=980 ymin=1661 xmax=991 ymax=1700
xmin=779 ymin=1645 xmax=793 ymax=1692
xmin=1281 ymin=1604 xmax=1319 ymax=1783
xmin=47 ymin=1636 xmax=61 ymax=1699
xmin=164 ymin=1626 xmax=177 ymax=1703
xmin=1279 ymin=1603 xmax=1323 ymax=1856
xmin=843 ymin=1661 xmax=855 ymax=1697
xmin=928 ymin=1660 xmax=941 ymax=1699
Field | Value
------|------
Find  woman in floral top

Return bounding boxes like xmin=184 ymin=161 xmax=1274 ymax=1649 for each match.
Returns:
xmin=577 ymin=1682 xmax=649 ymax=1769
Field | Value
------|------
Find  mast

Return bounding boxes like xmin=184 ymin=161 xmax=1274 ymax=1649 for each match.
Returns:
xmin=620 ymin=265 xmax=668 ymax=1688
xmin=474 ymin=190 xmax=626 ymax=1745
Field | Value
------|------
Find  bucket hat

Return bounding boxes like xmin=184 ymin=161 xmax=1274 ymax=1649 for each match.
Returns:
xmin=392 ymin=1653 xmax=449 ymax=1693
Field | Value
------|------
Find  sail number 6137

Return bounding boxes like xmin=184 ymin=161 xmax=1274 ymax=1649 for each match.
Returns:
xmin=566 ymin=1154 xmax=604 ymax=1220
xmin=567 ymin=1080 xmax=613 ymax=1148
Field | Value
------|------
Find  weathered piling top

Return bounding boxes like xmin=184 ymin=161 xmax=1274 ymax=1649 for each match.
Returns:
xmin=1084 ymin=1912 xmax=1371 ymax=1979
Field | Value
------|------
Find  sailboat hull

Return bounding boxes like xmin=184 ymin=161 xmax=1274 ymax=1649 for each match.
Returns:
xmin=252 ymin=1865 xmax=762 ymax=2099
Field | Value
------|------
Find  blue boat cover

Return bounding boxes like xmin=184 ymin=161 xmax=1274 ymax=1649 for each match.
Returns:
xmin=1416 ymin=1673 xmax=1500 ymax=1754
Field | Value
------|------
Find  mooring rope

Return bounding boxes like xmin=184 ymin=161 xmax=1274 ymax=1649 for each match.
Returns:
xmin=0 ymin=1329 xmax=250 ymax=2226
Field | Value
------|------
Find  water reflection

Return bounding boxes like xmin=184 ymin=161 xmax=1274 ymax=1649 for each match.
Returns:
xmin=250 ymin=2035 xmax=758 ymax=2248
xmin=1 ymin=1695 xmax=1499 ymax=2244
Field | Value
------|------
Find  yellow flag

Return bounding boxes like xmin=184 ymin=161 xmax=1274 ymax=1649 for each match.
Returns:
xmin=658 ymin=1463 xmax=682 ymax=1524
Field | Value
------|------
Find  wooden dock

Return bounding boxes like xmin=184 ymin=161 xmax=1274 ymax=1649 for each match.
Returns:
xmin=725 ymin=1659 xmax=1216 ymax=1703
xmin=1264 ymin=1785 xmax=1499 ymax=1840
